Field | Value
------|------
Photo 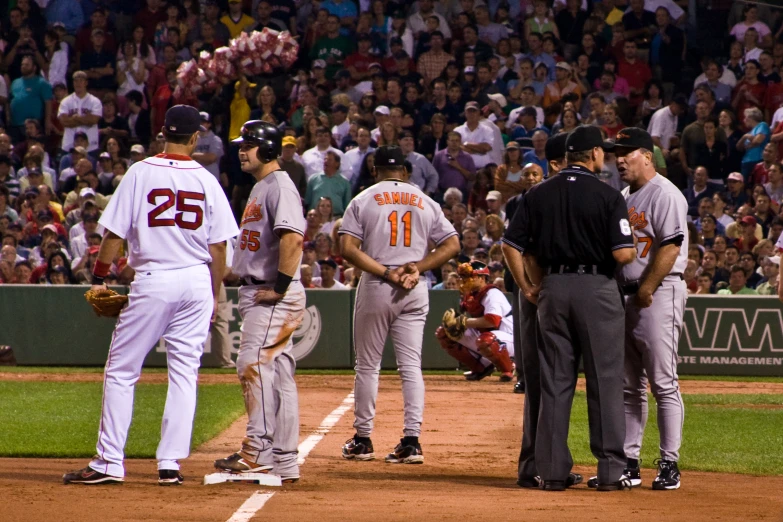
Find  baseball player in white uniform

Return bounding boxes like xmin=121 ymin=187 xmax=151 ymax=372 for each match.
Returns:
xmin=587 ymin=128 xmax=688 ymax=491
xmin=63 ymin=105 xmax=238 ymax=485
xmin=214 ymin=121 xmax=306 ymax=483
xmin=339 ymin=146 xmax=459 ymax=464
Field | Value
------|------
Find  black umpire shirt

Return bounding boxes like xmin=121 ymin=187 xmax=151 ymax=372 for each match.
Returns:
xmin=502 ymin=165 xmax=634 ymax=275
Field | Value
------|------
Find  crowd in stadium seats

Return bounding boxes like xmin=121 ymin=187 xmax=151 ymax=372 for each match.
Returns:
xmin=0 ymin=0 xmax=781 ymax=296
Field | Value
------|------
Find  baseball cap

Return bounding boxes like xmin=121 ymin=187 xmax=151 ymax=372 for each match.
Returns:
xmin=545 ymin=132 xmax=569 ymax=161
xmin=282 ymin=136 xmax=297 ymax=147
xmin=99 ymin=152 xmax=111 ymax=160
xmin=199 ymin=111 xmax=210 ymax=122
xmin=318 ymin=258 xmax=337 ymax=269
xmin=740 ymin=215 xmax=757 ymax=226
xmin=555 ymin=62 xmax=571 ymax=72
xmin=52 ymin=21 xmax=65 ymax=29
xmin=487 ymin=93 xmax=507 ymax=108
xmin=335 ymin=69 xmax=351 ymax=80
xmin=464 ymin=66 xmax=476 ymax=74
xmin=613 ymin=127 xmax=654 ymax=152
xmin=130 ymin=144 xmax=145 ymax=154
xmin=164 ymin=105 xmax=206 ymax=135
xmin=486 ymin=190 xmax=502 ymax=201
xmin=374 ymin=105 xmax=390 ymax=116
xmin=70 ymin=145 xmax=88 ymax=155
xmin=465 ymin=101 xmax=480 ymax=111
xmin=41 ymin=224 xmax=58 ymax=235
xmin=312 ymin=59 xmax=326 ymax=69
xmin=565 ymin=125 xmax=615 ymax=153
xmin=473 ymin=248 xmax=488 ymax=257
xmin=303 ymin=241 xmax=315 ymax=251
xmin=74 ymin=131 xmax=89 ymax=140
xmin=767 ymin=255 xmax=780 ymax=266
xmin=398 ymin=130 xmax=414 ymax=140
xmin=80 ymin=188 xmax=96 ymax=198
xmin=727 ymin=172 xmax=744 ymax=182
xmin=374 ymin=146 xmax=406 ymax=167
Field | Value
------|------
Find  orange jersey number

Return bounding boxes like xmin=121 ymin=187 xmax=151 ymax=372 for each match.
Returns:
xmin=238 ymin=229 xmax=261 ymax=251
xmin=388 ymin=210 xmax=412 ymax=247
xmin=638 ymin=237 xmax=653 ymax=258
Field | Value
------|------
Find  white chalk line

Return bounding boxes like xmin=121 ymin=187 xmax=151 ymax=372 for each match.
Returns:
xmin=226 ymin=391 xmax=355 ymax=522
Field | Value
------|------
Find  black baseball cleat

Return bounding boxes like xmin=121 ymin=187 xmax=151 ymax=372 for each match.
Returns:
xmin=214 ymin=453 xmax=273 ymax=473
xmin=513 ymin=381 xmax=525 ymax=394
xmin=595 ymin=475 xmax=633 ymax=491
xmin=385 ymin=438 xmax=424 ymax=464
xmin=652 ymin=459 xmax=681 ymax=490
xmin=342 ymin=435 xmax=375 ymax=461
xmin=588 ymin=460 xmax=642 ymax=488
xmin=63 ymin=466 xmax=123 ymax=485
xmin=158 ymin=469 xmax=184 ymax=486
xmin=464 ymin=364 xmax=495 ymax=381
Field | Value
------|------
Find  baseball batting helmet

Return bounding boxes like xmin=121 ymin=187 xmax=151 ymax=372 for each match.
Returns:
xmin=232 ymin=120 xmax=283 ymax=163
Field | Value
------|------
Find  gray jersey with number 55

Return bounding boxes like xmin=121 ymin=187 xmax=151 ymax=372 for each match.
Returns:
xmin=339 ymin=180 xmax=457 ymax=266
xmin=232 ymin=170 xmax=305 ymax=281
xmin=618 ymin=174 xmax=689 ymax=284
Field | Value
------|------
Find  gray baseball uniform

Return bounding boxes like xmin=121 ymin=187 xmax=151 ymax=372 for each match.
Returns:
xmin=340 ymin=180 xmax=457 ymax=438
xmin=232 ymin=170 xmax=306 ymax=480
xmin=618 ymin=174 xmax=688 ymax=463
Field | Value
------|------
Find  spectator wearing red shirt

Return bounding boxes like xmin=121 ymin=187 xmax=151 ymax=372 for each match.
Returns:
xmin=618 ymin=40 xmax=651 ymax=108
xmin=75 ymin=8 xmax=117 ymax=58
xmin=146 ymin=44 xmax=178 ymax=108
xmin=150 ymin=65 xmax=197 ymax=137
xmin=344 ymin=33 xmax=378 ymax=84
xmin=750 ymin=142 xmax=778 ymax=186
xmin=735 ymin=215 xmax=760 ymax=253
xmin=732 ymin=60 xmax=766 ymax=130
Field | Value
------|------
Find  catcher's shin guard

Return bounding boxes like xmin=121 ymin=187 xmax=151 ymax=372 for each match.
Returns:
xmin=436 ymin=327 xmax=485 ymax=373
xmin=476 ymin=332 xmax=514 ymax=376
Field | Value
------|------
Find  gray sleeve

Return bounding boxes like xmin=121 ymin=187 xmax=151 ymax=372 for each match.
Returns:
xmin=428 ymin=198 xmax=457 ymax=245
xmin=655 ymin=189 xmax=687 ymax=244
xmin=338 ymin=199 xmax=363 ymax=240
xmin=272 ymin=183 xmax=306 ymax=235
xmin=212 ymin=135 xmax=224 ymax=159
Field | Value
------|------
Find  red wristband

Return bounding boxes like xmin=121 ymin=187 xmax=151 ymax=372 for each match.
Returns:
xmin=93 ymin=259 xmax=112 ymax=278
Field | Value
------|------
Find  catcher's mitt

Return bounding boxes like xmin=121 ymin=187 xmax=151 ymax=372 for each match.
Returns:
xmin=84 ymin=288 xmax=128 ymax=317
xmin=441 ymin=308 xmax=467 ymax=341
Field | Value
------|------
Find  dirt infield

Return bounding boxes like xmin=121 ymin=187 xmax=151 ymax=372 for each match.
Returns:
xmin=1 ymin=374 xmax=782 ymax=522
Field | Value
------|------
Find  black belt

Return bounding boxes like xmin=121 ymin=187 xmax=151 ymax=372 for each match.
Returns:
xmin=240 ymin=276 xmax=268 ymax=286
xmin=546 ymin=264 xmax=612 ymax=277
xmin=621 ymin=274 xmax=684 ymax=296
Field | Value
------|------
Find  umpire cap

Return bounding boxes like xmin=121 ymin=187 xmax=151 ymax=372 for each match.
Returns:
xmin=545 ymin=132 xmax=569 ymax=161
xmin=565 ymin=126 xmax=614 ymax=153
xmin=232 ymin=120 xmax=283 ymax=162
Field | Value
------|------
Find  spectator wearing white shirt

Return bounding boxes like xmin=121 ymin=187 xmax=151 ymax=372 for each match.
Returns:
xmin=647 ymin=94 xmax=687 ymax=158
xmin=43 ymin=29 xmax=68 ymax=90
xmin=371 ymin=105 xmax=390 ymax=143
xmin=313 ymin=258 xmax=348 ymax=289
xmin=192 ymin=112 xmax=224 ymax=183
xmin=399 ymin=130 xmax=439 ymax=196
xmin=302 ymin=126 xmax=345 ymax=180
xmin=58 ymin=71 xmax=102 ymax=152
xmin=342 ymin=126 xmax=374 ymax=192
xmin=330 ymin=104 xmax=351 ymax=146
xmin=455 ymin=101 xmax=495 ymax=169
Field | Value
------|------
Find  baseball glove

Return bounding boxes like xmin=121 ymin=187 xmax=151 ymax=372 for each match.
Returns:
xmin=84 ymin=288 xmax=128 ymax=317
xmin=441 ymin=308 xmax=467 ymax=341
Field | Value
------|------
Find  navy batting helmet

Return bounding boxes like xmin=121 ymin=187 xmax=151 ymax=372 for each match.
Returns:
xmin=232 ymin=120 xmax=283 ymax=163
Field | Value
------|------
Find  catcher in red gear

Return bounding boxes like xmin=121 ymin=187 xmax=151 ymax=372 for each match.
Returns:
xmin=436 ymin=261 xmax=515 ymax=381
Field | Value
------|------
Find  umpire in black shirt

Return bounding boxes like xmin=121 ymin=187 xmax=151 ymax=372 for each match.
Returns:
xmin=501 ymin=126 xmax=637 ymax=492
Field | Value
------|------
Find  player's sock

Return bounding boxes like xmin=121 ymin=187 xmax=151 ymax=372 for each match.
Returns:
xmin=401 ymin=436 xmax=419 ymax=446
xmin=627 ymin=458 xmax=639 ymax=468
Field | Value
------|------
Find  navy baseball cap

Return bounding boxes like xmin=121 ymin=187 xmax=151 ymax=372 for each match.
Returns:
xmin=545 ymin=132 xmax=569 ymax=161
xmin=318 ymin=259 xmax=337 ymax=269
xmin=565 ymin=126 xmax=614 ymax=153
xmin=164 ymin=105 xmax=206 ymax=135
xmin=375 ymin=146 xmax=406 ymax=167
xmin=612 ymin=127 xmax=655 ymax=152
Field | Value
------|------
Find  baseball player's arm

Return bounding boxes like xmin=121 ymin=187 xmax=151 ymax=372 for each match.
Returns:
xmin=254 ymin=230 xmax=304 ymax=304
xmin=412 ymin=235 xmax=460 ymax=274
xmin=637 ymin=242 xmax=680 ymax=307
xmin=208 ymin=241 xmax=226 ymax=323
xmin=90 ymin=231 xmax=124 ymax=289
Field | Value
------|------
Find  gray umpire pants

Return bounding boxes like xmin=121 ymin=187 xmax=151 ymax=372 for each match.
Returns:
xmin=536 ymin=273 xmax=627 ymax=485
xmin=353 ymin=274 xmax=429 ymax=439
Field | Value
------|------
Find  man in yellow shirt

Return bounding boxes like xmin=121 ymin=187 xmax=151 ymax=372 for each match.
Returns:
xmin=221 ymin=0 xmax=255 ymax=39
xmin=229 ymin=76 xmax=257 ymax=140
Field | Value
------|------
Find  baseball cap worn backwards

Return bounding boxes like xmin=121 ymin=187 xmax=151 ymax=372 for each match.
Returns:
xmin=164 ymin=105 xmax=206 ymax=135
xmin=565 ymin=126 xmax=615 ymax=153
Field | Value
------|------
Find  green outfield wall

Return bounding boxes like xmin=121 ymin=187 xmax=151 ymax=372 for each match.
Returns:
xmin=1 ymin=287 xmax=782 ymax=376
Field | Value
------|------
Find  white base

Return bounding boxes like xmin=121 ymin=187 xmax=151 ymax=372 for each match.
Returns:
xmin=203 ymin=472 xmax=283 ymax=486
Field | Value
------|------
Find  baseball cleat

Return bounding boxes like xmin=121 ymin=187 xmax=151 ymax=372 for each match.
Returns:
xmin=594 ymin=475 xmax=633 ymax=491
xmin=499 ymin=372 xmax=514 ymax=382
xmin=652 ymin=459 xmax=681 ymax=490
xmin=214 ymin=453 xmax=273 ymax=473
xmin=385 ymin=438 xmax=424 ymax=464
xmin=519 ymin=473 xmax=582 ymax=489
xmin=63 ymin=466 xmax=124 ymax=485
xmin=464 ymin=364 xmax=495 ymax=381
xmin=513 ymin=381 xmax=525 ymax=394
xmin=342 ymin=435 xmax=375 ymax=461
xmin=280 ymin=476 xmax=300 ymax=484
xmin=587 ymin=461 xmax=642 ymax=489
xmin=158 ymin=469 xmax=184 ymax=486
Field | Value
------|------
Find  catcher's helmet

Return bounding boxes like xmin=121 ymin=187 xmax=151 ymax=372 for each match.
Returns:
xmin=232 ymin=120 xmax=282 ymax=163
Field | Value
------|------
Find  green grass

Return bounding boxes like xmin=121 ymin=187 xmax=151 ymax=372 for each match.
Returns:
xmin=0 ymin=382 xmax=245 ymax=458
xmin=567 ymin=392 xmax=783 ymax=475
